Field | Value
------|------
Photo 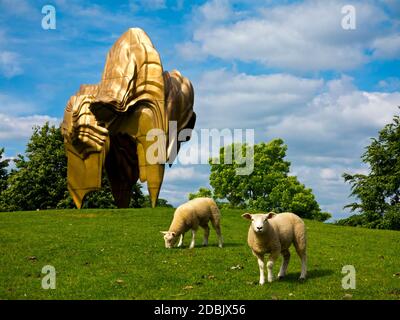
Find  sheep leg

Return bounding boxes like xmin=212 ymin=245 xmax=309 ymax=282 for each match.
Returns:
xmin=210 ymin=214 xmax=223 ymax=248
xmin=294 ymin=239 xmax=307 ymax=280
xmin=203 ymin=225 xmax=209 ymax=246
xmin=278 ymin=250 xmax=290 ymax=279
xmin=294 ymin=222 xmax=307 ymax=280
xmin=213 ymin=224 xmax=223 ymax=248
xmin=177 ymin=234 xmax=184 ymax=248
xmin=267 ymin=252 xmax=279 ymax=283
xmin=299 ymin=251 xmax=307 ymax=280
xmin=189 ymin=229 xmax=196 ymax=249
xmin=255 ymin=253 xmax=265 ymax=285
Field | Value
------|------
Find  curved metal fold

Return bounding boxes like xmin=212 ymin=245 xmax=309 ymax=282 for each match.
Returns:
xmin=62 ymin=28 xmax=196 ymax=209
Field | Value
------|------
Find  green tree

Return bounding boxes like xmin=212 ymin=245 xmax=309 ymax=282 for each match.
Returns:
xmin=188 ymin=187 xmax=213 ymax=200
xmin=341 ymin=112 xmax=400 ymax=230
xmin=1 ymin=123 xmax=67 ymax=211
xmin=1 ymin=123 xmax=146 ymax=211
xmin=57 ymin=179 xmax=145 ymax=209
xmin=209 ymin=139 xmax=330 ymax=221
xmin=0 ymin=148 xmax=9 ymax=193
xmin=140 ymin=195 xmax=173 ymax=208
xmin=0 ymin=148 xmax=10 ymax=211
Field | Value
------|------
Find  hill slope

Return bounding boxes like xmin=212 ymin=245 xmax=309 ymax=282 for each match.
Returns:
xmin=0 ymin=208 xmax=399 ymax=300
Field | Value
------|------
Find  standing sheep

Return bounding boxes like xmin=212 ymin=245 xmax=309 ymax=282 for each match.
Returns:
xmin=242 ymin=212 xmax=307 ymax=285
xmin=161 ymin=198 xmax=223 ymax=249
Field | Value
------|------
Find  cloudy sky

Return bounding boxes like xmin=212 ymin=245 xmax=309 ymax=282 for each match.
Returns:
xmin=1 ymin=0 xmax=399 ymax=220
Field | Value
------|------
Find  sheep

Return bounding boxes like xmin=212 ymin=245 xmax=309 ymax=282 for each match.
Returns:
xmin=161 ymin=198 xmax=223 ymax=249
xmin=242 ymin=212 xmax=307 ymax=285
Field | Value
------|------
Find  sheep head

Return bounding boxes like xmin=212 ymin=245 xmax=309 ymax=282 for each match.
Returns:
xmin=160 ymin=231 xmax=178 ymax=248
xmin=242 ymin=212 xmax=276 ymax=233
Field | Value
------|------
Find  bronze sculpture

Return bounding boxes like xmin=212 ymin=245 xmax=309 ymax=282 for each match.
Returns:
xmin=61 ymin=28 xmax=196 ymax=209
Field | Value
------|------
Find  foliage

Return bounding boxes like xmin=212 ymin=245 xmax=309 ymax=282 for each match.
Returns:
xmin=0 ymin=123 xmax=67 ymax=211
xmin=140 ymin=195 xmax=173 ymax=208
xmin=0 ymin=148 xmax=9 ymax=193
xmin=0 ymin=148 xmax=10 ymax=211
xmin=210 ymin=140 xmax=289 ymax=208
xmin=341 ymin=112 xmax=400 ymax=230
xmin=0 ymin=123 xmax=147 ymax=211
xmin=57 ymin=178 xmax=145 ymax=209
xmin=188 ymin=187 xmax=213 ymax=200
xmin=209 ymin=140 xmax=330 ymax=221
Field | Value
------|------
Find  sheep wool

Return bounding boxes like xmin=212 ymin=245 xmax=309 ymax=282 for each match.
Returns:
xmin=242 ymin=212 xmax=307 ymax=285
xmin=161 ymin=198 xmax=223 ymax=249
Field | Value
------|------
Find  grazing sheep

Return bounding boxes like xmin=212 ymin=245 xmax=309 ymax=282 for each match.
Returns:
xmin=242 ymin=212 xmax=307 ymax=285
xmin=161 ymin=198 xmax=223 ymax=249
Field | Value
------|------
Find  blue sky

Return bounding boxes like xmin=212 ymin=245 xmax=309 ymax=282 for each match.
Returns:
xmin=1 ymin=0 xmax=400 ymax=219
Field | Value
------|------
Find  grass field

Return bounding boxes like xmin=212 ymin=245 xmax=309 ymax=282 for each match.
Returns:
xmin=0 ymin=208 xmax=399 ymax=300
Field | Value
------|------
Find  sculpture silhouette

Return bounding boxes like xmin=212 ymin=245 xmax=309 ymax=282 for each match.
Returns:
xmin=61 ymin=28 xmax=196 ymax=208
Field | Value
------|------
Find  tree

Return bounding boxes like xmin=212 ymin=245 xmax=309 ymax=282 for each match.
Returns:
xmin=1 ymin=123 xmax=67 ymax=211
xmin=1 ymin=123 xmax=146 ymax=211
xmin=0 ymin=148 xmax=10 ymax=211
xmin=210 ymin=140 xmax=290 ymax=208
xmin=188 ymin=187 xmax=213 ymax=200
xmin=341 ymin=112 xmax=400 ymax=230
xmin=140 ymin=195 xmax=173 ymax=208
xmin=57 ymin=177 xmax=145 ymax=209
xmin=250 ymin=176 xmax=330 ymax=221
xmin=0 ymin=148 xmax=9 ymax=193
xmin=209 ymin=139 xmax=330 ymax=221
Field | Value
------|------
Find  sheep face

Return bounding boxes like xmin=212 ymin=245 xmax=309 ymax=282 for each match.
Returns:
xmin=242 ymin=212 xmax=275 ymax=233
xmin=161 ymin=231 xmax=178 ymax=248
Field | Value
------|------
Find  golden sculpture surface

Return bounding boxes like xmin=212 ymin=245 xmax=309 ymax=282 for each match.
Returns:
xmin=61 ymin=28 xmax=196 ymax=208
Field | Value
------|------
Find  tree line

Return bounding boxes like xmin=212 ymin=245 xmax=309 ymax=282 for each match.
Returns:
xmin=189 ymin=112 xmax=400 ymax=230
xmin=189 ymin=139 xmax=331 ymax=222
xmin=0 ymin=123 xmax=171 ymax=211
xmin=1 ymin=111 xmax=399 ymax=230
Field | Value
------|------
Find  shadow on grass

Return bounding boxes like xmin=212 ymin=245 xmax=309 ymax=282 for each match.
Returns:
xmin=212 ymin=243 xmax=244 ymax=248
xmin=280 ymin=269 xmax=334 ymax=282
xmin=173 ymin=243 xmax=244 ymax=249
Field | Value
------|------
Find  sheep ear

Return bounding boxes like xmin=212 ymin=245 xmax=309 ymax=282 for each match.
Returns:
xmin=160 ymin=231 xmax=168 ymax=235
xmin=266 ymin=212 xmax=276 ymax=219
xmin=242 ymin=213 xmax=252 ymax=220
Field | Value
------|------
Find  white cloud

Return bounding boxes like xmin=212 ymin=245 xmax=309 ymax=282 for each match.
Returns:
xmin=179 ymin=0 xmax=398 ymax=71
xmin=0 ymin=0 xmax=33 ymax=16
xmin=320 ymin=168 xmax=338 ymax=180
xmin=195 ymin=69 xmax=323 ymax=129
xmin=163 ymin=166 xmax=208 ymax=182
xmin=129 ymin=0 xmax=166 ymax=11
xmin=178 ymin=42 xmax=206 ymax=61
xmin=0 ymin=51 xmax=23 ymax=77
xmin=0 ymin=113 xmax=60 ymax=140
xmin=378 ymin=77 xmax=400 ymax=91
xmin=197 ymin=0 xmax=232 ymax=23
xmin=0 ymin=93 xmax=36 ymax=115
xmin=372 ymin=34 xmax=400 ymax=59
xmin=266 ymin=76 xmax=400 ymax=150
xmin=159 ymin=164 xmax=211 ymax=206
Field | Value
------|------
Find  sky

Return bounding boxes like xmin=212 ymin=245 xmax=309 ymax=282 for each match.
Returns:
xmin=0 ymin=0 xmax=400 ymax=220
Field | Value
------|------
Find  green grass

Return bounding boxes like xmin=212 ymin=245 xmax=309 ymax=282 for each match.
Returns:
xmin=0 ymin=208 xmax=399 ymax=300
